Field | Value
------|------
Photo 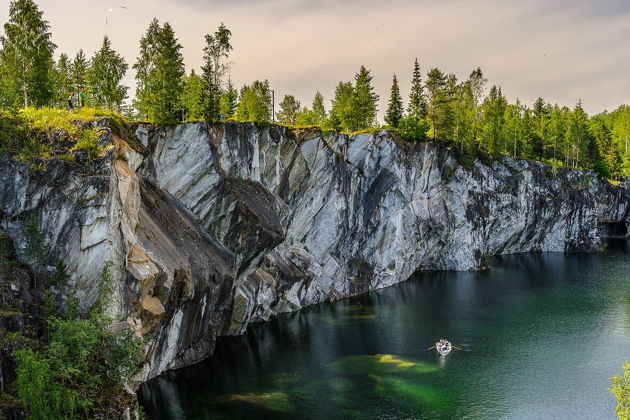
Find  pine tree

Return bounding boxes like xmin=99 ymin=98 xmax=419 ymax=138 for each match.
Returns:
xmin=133 ymin=19 xmax=185 ymax=124
xmin=0 ymin=0 xmax=56 ymax=108
xmin=407 ymin=58 xmax=427 ymax=119
xmin=71 ymin=49 xmax=89 ymax=93
xmin=219 ymin=78 xmax=238 ymax=119
xmin=52 ymin=53 xmax=73 ymax=108
xmin=86 ymin=36 xmax=128 ymax=110
xmin=201 ymin=23 xmax=232 ymax=121
xmin=277 ymin=95 xmax=301 ymax=125
xmin=180 ymin=70 xmax=204 ymax=120
xmin=385 ymin=74 xmax=403 ymax=128
xmin=354 ymin=65 xmax=378 ymax=130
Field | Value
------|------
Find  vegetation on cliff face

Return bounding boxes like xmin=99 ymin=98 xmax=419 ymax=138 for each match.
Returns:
xmin=0 ymin=107 xmax=124 ymax=165
xmin=1 ymin=225 xmax=142 ymax=419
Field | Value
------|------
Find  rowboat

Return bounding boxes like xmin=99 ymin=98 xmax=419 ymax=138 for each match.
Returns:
xmin=436 ymin=340 xmax=452 ymax=356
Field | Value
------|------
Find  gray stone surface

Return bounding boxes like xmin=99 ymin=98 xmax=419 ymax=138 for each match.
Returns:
xmin=1 ymin=120 xmax=628 ymax=383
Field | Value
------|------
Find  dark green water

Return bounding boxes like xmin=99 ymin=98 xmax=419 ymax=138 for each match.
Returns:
xmin=139 ymin=240 xmax=630 ymax=420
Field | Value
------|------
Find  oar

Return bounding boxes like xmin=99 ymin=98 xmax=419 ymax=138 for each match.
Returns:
xmin=452 ymin=346 xmax=462 ymax=350
xmin=426 ymin=345 xmax=436 ymax=350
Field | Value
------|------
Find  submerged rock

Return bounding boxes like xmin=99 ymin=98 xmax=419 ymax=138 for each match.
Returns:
xmin=1 ymin=120 xmax=628 ymax=382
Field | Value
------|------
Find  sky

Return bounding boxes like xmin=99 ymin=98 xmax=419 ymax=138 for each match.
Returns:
xmin=1 ymin=0 xmax=629 ymax=118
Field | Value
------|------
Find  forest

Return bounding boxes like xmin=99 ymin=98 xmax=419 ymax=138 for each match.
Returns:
xmin=1 ymin=0 xmax=629 ymax=178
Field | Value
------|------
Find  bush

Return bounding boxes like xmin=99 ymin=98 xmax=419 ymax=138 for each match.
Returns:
xmin=397 ymin=115 xmax=429 ymax=141
xmin=611 ymin=362 xmax=630 ymax=419
xmin=14 ymin=262 xmax=142 ymax=420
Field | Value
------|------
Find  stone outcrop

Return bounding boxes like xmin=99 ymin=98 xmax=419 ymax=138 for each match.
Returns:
xmin=1 ymin=120 xmax=628 ymax=382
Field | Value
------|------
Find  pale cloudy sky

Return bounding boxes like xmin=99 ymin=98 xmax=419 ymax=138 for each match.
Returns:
xmin=1 ymin=0 xmax=629 ymax=117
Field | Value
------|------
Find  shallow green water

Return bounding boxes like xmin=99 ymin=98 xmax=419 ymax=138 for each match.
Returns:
xmin=139 ymin=240 xmax=630 ymax=419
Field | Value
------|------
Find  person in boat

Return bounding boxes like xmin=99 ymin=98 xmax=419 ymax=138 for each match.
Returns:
xmin=441 ymin=340 xmax=450 ymax=351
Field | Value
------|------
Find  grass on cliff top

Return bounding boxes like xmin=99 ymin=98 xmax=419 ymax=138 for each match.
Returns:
xmin=0 ymin=107 xmax=125 ymax=164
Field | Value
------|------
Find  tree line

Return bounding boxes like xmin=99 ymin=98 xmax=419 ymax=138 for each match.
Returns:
xmin=1 ymin=0 xmax=629 ymax=178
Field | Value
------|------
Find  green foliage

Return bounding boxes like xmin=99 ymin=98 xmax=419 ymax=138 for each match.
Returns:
xmin=0 ymin=233 xmax=16 ymax=281
xmin=201 ymin=23 xmax=232 ymax=121
xmin=354 ymin=65 xmax=379 ymax=130
xmin=235 ymin=80 xmax=272 ymax=122
xmin=311 ymin=92 xmax=327 ymax=124
xmin=398 ymin=115 xmax=429 ymax=141
xmin=180 ymin=69 xmax=204 ymax=121
xmin=291 ymin=92 xmax=328 ymax=127
xmin=407 ymin=58 xmax=427 ymax=119
xmin=611 ymin=362 xmax=630 ymax=419
xmin=24 ymin=215 xmax=46 ymax=267
xmin=71 ymin=50 xmax=88 ymax=95
xmin=329 ymin=81 xmax=357 ymax=132
xmin=425 ymin=68 xmax=451 ymax=140
xmin=50 ymin=259 xmax=69 ymax=287
xmin=0 ymin=0 xmax=56 ymax=108
xmin=479 ymin=85 xmax=508 ymax=157
xmin=51 ymin=53 xmax=72 ymax=108
xmin=14 ymin=262 xmax=142 ymax=420
xmin=219 ymin=78 xmax=238 ymax=119
xmin=90 ymin=261 xmax=115 ymax=318
xmin=86 ymin=36 xmax=128 ymax=110
xmin=133 ymin=19 xmax=185 ymax=124
xmin=277 ymin=94 xmax=300 ymax=125
xmin=385 ymin=74 xmax=403 ymax=128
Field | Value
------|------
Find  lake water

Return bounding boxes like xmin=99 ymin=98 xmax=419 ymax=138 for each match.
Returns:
xmin=139 ymin=240 xmax=630 ymax=420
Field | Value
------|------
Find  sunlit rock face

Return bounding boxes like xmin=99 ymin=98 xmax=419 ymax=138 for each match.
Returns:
xmin=1 ymin=120 xmax=628 ymax=381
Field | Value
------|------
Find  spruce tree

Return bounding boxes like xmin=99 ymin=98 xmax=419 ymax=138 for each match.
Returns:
xmin=219 ymin=78 xmax=238 ymax=119
xmin=354 ymin=65 xmax=378 ymax=130
xmin=0 ymin=0 xmax=56 ymax=108
xmin=71 ymin=49 xmax=89 ymax=93
xmin=479 ymin=85 xmax=507 ymax=157
xmin=592 ymin=118 xmax=621 ymax=177
xmin=86 ymin=36 xmax=128 ymax=110
xmin=385 ymin=74 xmax=403 ymax=128
xmin=201 ymin=23 xmax=232 ymax=120
xmin=277 ymin=94 xmax=301 ymax=125
xmin=52 ymin=53 xmax=73 ymax=108
xmin=133 ymin=19 xmax=185 ymax=124
xmin=330 ymin=81 xmax=357 ymax=132
xmin=425 ymin=68 xmax=448 ymax=140
xmin=180 ymin=69 xmax=204 ymax=120
xmin=312 ymin=92 xmax=326 ymax=124
xmin=408 ymin=58 xmax=427 ymax=119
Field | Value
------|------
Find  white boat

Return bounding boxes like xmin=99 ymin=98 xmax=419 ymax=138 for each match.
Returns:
xmin=436 ymin=340 xmax=452 ymax=356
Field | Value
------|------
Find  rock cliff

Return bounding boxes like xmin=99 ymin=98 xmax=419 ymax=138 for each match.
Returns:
xmin=1 ymin=120 xmax=628 ymax=382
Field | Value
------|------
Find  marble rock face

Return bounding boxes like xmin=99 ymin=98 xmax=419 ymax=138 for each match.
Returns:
xmin=1 ymin=120 xmax=628 ymax=381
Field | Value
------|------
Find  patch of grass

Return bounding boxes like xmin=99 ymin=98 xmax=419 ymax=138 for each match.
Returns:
xmin=1 ymin=107 xmax=128 ymax=165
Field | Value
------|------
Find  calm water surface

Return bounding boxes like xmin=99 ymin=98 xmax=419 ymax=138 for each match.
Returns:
xmin=139 ymin=240 xmax=630 ymax=419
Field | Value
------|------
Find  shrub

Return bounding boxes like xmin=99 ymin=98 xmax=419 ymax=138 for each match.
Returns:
xmin=14 ymin=262 xmax=142 ymax=420
xmin=611 ymin=362 xmax=630 ymax=419
xmin=397 ymin=115 xmax=429 ymax=141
